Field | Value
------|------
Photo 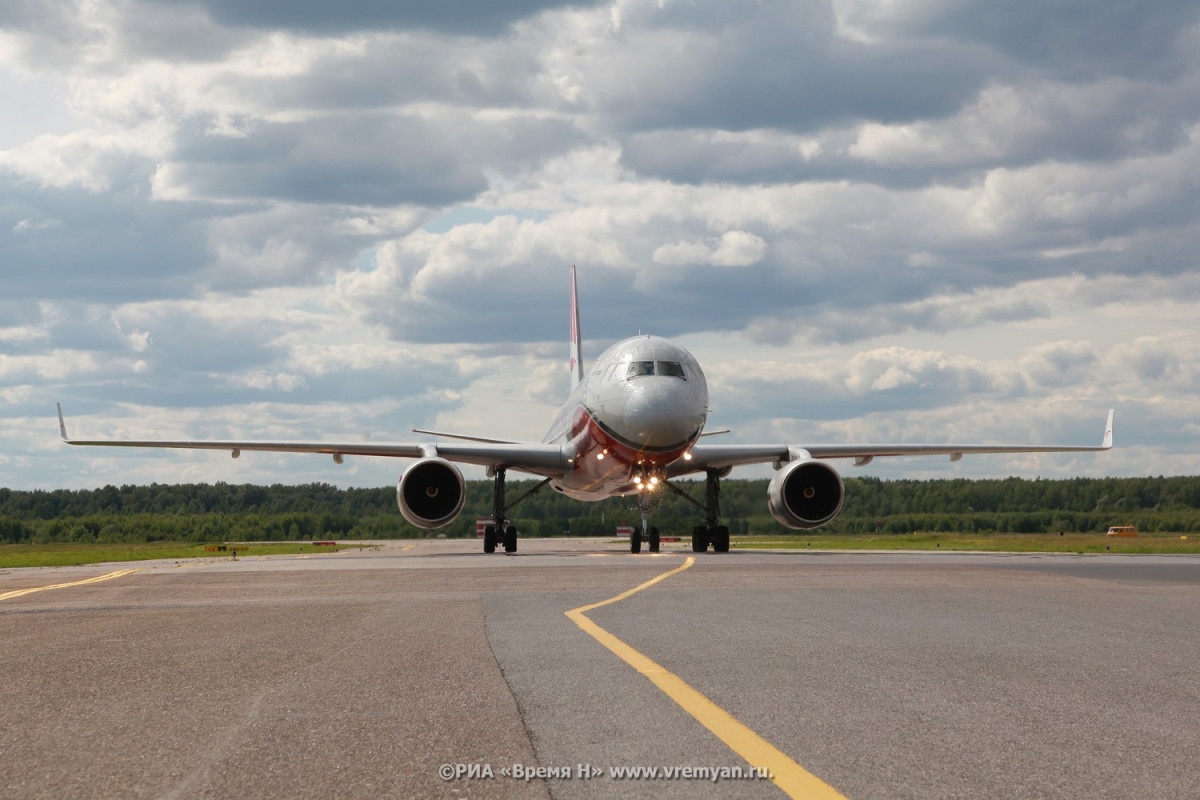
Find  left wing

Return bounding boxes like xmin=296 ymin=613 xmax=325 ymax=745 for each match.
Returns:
xmin=57 ymin=404 xmax=567 ymax=476
xmin=673 ymin=409 xmax=1114 ymax=476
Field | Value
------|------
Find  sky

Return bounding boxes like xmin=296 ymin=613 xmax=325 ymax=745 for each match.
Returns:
xmin=2 ymin=0 xmax=1199 ymax=492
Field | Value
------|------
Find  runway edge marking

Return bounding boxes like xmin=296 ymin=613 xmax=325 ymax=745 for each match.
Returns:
xmin=565 ymin=557 xmax=847 ymax=800
xmin=0 ymin=568 xmax=142 ymax=601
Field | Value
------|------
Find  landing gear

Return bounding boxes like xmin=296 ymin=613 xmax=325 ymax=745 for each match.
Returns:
xmin=626 ymin=466 xmax=729 ymax=555
xmin=483 ymin=467 xmax=549 ymax=555
xmin=632 ymin=493 xmax=662 ymax=554
xmin=689 ymin=524 xmax=727 ymax=552
xmin=670 ymin=468 xmax=731 ymax=554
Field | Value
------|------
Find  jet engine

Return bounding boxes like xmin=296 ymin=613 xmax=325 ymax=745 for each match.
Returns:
xmin=396 ymin=458 xmax=465 ymax=529
xmin=767 ymin=458 xmax=845 ymax=529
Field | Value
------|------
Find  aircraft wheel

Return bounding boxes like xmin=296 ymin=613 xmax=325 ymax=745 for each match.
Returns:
xmin=691 ymin=525 xmax=708 ymax=552
xmin=649 ymin=526 xmax=660 ymax=553
xmin=484 ymin=525 xmax=497 ymax=554
xmin=630 ymin=528 xmax=642 ymax=554
xmin=503 ymin=525 xmax=518 ymax=553
xmin=712 ymin=525 xmax=730 ymax=553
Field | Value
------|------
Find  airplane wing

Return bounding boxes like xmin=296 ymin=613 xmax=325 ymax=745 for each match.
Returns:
xmin=673 ymin=409 xmax=1114 ymax=476
xmin=56 ymin=404 xmax=567 ymax=476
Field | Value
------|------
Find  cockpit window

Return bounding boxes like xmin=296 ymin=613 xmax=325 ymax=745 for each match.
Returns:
xmin=657 ymin=361 xmax=686 ymax=379
xmin=626 ymin=360 xmax=655 ymax=378
xmin=624 ymin=360 xmax=687 ymax=379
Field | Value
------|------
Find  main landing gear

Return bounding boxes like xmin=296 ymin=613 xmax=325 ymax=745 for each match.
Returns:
xmin=482 ymin=467 xmax=549 ymax=555
xmin=690 ymin=523 xmax=730 ymax=553
xmin=651 ymin=468 xmax=731 ymax=554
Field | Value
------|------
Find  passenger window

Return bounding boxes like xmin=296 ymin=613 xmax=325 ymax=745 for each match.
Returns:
xmin=626 ymin=361 xmax=655 ymax=378
xmin=657 ymin=361 xmax=686 ymax=379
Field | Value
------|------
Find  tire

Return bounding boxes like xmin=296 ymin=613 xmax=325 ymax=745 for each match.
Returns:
xmin=691 ymin=525 xmax=708 ymax=553
xmin=484 ymin=525 xmax=497 ymax=554
xmin=712 ymin=525 xmax=730 ymax=553
xmin=630 ymin=528 xmax=642 ymax=554
xmin=649 ymin=527 xmax=660 ymax=553
xmin=503 ymin=525 xmax=518 ymax=553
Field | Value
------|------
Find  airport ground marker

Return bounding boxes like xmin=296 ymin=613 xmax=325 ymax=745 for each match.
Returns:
xmin=566 ymin=557 xmax=847 ymax=800
xmin=0 ymin=568 xmax=141 ymax=601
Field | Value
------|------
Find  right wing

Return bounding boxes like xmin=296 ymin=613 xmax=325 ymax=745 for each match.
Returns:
xmin=57 ymin=404 xmax=567 ymax=476
xmin=672 ymin=409 xmax=1114 ymax=476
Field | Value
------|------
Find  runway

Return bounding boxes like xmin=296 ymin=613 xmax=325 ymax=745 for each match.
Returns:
xmin=2 ymin=539 xmax=1198 ymax=799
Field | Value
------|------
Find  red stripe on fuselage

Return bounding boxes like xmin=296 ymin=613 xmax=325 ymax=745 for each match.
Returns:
xmin=553 ymin=405 xmax=693 ymax=500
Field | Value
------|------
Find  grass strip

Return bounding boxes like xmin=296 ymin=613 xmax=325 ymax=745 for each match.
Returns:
xmin=0 ymin=542 xmax=352 ymax=569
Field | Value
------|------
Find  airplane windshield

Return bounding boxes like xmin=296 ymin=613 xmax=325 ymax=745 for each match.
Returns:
xmin=657 ymin=361 xmax=686 ymax=378
xmin=626 ymin=361 xmax=655 ymax=378
xmin=624 ymin=360 xmax=687 ymax=379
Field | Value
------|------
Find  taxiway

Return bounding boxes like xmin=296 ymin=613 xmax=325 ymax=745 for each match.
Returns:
xmin=2 ymin=539 xmax=1198 ymax=799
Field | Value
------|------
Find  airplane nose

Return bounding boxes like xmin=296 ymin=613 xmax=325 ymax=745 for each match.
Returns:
xmin=622 ymin=378 xmax=706 ymax=450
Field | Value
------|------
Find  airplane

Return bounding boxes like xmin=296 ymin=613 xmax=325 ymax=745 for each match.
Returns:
xmin=57 ymin=266 xmax=1114 ymax=555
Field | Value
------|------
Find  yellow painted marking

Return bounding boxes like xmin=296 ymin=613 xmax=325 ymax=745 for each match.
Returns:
xmin=0 ymin=568 xmax=141 ymax=602
xmin=565 ymin=557 xmax=847 ymax=800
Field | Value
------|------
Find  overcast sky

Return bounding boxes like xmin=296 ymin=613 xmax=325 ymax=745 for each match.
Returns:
xmin=3 ymin=0 xmax=1199 ymax=491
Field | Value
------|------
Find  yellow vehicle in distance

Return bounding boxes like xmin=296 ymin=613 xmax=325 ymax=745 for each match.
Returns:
xmin=1106 ymin=524 xmax=1139 ymax=538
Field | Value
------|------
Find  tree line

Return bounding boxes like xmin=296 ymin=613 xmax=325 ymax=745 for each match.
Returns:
xmin=2 ymin=475 xmax=1199 ymax=545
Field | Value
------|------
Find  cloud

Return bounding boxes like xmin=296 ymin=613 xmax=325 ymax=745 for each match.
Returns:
xmin=4 ymin=0 xmax=1200 ymax=489
xmin=162 ymin=0 xmax=603 ymax=37
xmin=653 ymin=231 xmax=767 ymax=267
xmin=156 ymin=111 xmax=586 ymax=206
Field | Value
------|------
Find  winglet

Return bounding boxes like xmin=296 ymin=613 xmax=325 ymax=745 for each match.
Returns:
xmin=1102 ymin=408 xmax=1114 ymax=449
xmin=569 ymin=265 xmax=584 ymax=388
xmin=56 ymin=402 xmax=70 ymax=442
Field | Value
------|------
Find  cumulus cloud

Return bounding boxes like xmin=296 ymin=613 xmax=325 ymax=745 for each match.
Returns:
xmin=653 ymin=231 xmax=767 ymax=267
xmin=4 ymin=0 xmax=1200 ymax=487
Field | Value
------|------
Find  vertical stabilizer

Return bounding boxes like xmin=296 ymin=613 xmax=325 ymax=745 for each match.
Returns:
xmin=569 ymin=265 xmax=584 ymax=388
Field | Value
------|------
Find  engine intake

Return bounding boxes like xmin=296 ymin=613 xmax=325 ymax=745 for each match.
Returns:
xmin=396 ymin=458 xmax=465 ymax=529
xmin=767 ymin=459 xmax=845 ymax=529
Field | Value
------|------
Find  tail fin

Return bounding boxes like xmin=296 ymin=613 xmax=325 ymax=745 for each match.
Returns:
xmin=569 ymin=265 xmax=584 ymax=387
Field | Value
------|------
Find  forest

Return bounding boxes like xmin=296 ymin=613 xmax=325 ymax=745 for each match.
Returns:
xmin=3 ymin=474 xmax=1200 ymax=545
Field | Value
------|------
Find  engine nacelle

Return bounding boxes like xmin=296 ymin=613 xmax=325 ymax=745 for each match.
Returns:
xmin=767 ymin=458 xmax=845 ymax=530
xmin=396 ymin=458 xmax=465 ymax=529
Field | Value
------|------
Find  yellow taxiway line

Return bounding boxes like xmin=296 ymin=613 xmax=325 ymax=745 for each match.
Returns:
xmin=0 ymin=568 xmax=142 ymax=602
xmin=565 ymin=557 xmax=847 ymax=800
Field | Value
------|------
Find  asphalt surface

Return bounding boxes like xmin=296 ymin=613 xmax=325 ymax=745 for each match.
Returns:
xmin=2 ymin=539 xmax=1198 ymax=799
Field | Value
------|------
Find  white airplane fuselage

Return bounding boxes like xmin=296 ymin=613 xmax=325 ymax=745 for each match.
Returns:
xmin=542 ymin=334 xmax=708 ymax=500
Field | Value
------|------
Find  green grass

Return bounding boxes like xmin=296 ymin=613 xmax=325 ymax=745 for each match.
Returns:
xmin=6 ymin=534 xmax=1199 ymax=568
xmin=0 ymin=542 xmax=351 ymax=569
xmin=731 ymin=532 xmax=1200 ymax=555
